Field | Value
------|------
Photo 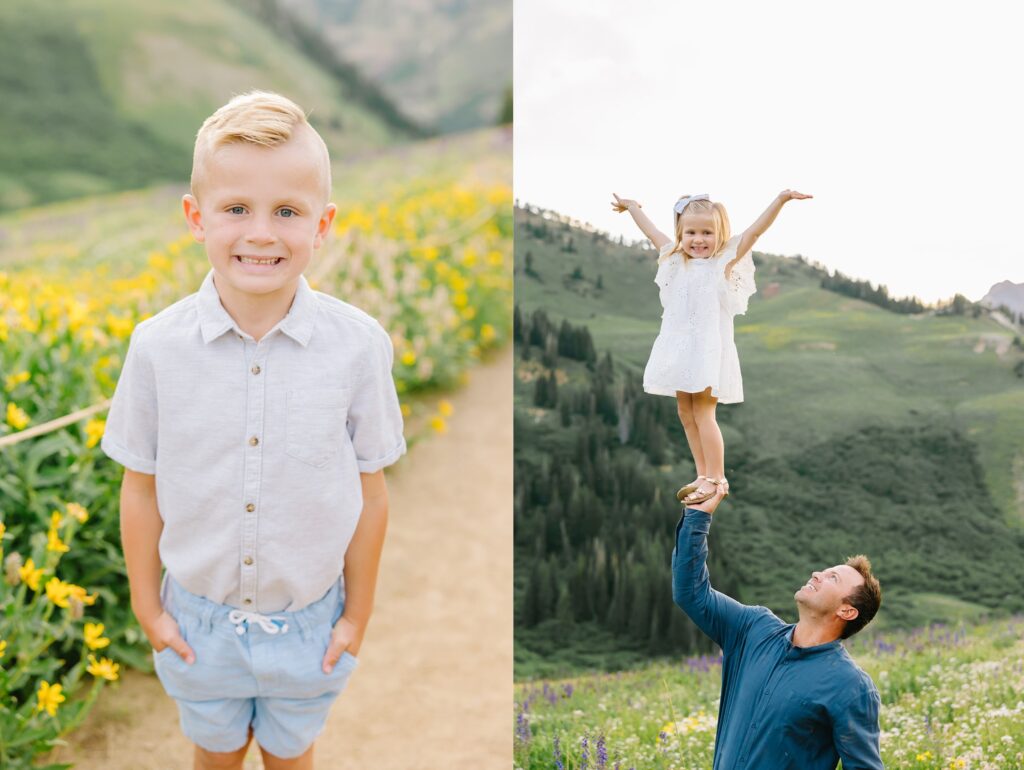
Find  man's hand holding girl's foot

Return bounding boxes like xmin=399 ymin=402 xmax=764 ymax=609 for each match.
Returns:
xmin=687 ymin=485 xmax=728 ymax=515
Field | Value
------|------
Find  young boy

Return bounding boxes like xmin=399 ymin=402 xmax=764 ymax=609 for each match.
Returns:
xmin=101 ymin=91 xmax=406 ymax=769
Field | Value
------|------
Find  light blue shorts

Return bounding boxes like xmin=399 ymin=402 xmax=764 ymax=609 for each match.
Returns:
xmin=153 ymin=574 xmax=358 ymax=758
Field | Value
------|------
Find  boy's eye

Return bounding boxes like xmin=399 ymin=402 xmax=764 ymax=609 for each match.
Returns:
xmin=278 ymin=208 xmax=296 ymax=218
xmin=228 ymin=206 xmax=246 ymax=215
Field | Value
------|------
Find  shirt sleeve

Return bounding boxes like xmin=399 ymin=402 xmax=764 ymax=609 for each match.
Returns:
xmin=832 ymin=679 xmax=884 ymax=770
xmin=671 ymin=508 xmax=759 ymax=652
xmin=346 ymin=323 xmax=407 ymax=473
xmin=100 ymin=325 xmax=158 ymax=475
xmin=718 ymin=235 xmax=756 ymax=316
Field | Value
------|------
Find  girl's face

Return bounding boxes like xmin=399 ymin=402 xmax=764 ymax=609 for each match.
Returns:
xmin=679 ymin=212 xmax=716 ymax=258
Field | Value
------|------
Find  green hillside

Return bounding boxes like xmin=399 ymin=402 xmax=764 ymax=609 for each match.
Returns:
xmin=514 ymin=205 xmax=1024 ymax=677
xmin=0 ymin=0 xmax=418 ymax=211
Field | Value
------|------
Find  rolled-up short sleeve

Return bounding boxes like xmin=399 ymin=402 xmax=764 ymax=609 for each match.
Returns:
xmin=347 ymin=325 xmax=407 ymax=473
xmin=101 ymin=325 xmax=158 ymax=474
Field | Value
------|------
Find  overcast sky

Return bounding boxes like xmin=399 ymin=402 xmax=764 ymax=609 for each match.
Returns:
xmin=514 ymin=1 xmax=1024 ymax=303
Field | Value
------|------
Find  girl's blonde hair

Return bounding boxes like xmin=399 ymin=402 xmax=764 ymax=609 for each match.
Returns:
xmin=191 ymin=90 xmax=331 ymax=202
xmin=661 ymin=196 xmax=731 ymax=262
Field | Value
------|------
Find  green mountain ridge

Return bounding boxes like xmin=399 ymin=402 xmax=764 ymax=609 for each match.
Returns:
xmin=0 ymin=0 xmax=420 ymax=211
xmin=514 ymin=205 xmax=1024 ymax=677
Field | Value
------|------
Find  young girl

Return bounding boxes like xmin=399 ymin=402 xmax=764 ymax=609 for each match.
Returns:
xmin=611 ymin=190 xmax=811 ymax=505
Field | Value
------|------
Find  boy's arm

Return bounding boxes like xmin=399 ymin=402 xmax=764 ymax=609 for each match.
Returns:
xmin=322 ymin=469 xmax=388 ymax=673
xmin=672 ymin=495 xmax=756 ymax=652
xmin=731 ymin=189 xmax=812 ymax=271
xmin=120 ymin=469 xmax=194 ymax=662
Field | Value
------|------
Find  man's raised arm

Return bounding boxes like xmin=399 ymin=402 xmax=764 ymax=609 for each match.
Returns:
xmin=672 ymin=493 xmax=755 ymax=651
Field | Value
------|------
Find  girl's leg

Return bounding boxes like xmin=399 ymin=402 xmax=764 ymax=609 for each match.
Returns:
xmin=686 ymin=388 xmax=725 ymax=499
xmin=675 ymin=391 xmax=707 ymax=477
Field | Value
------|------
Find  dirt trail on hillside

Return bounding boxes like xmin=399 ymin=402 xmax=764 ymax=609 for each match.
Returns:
xmin=51 ymin=348 xmax=513 ymax=770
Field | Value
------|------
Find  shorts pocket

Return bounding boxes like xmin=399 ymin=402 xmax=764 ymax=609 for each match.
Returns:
xmin=285 ymin=388 xmax=350 ymax=468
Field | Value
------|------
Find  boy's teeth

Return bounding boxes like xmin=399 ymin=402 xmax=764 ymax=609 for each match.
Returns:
xmin=239 ymin=256 xmax=279 ymax=264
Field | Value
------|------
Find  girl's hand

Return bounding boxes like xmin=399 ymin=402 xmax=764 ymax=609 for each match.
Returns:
xmin=611 ymin=193 xmax=641 ymax=213
xmin=145 ymin=610 xmax=195 ymax=663
xmin=323 ymin=615 xmax=363 ymax=673
xmin=779 ymin=190 xmax=813 ymax=202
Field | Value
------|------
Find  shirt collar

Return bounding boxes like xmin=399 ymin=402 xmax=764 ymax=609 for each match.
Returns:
xmin=785 ymin=625 xmax=844 ymax=659
xmin=197 ymin=270 xmax=319 ymax=347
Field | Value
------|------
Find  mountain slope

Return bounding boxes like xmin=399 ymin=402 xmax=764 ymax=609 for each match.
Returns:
xmin=0 ymin=0 xmax=417 ymax=211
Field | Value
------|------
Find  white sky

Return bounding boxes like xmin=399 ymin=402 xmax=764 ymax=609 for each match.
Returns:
xmin=514 ymin=0 xmax=1024 ymax=303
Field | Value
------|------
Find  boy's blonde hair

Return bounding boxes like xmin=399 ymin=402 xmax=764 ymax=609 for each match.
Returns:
xmin=662 ymin=196 xmax=731 ymax=262
xmin=191 ymin=91 xmax=331 ymax=203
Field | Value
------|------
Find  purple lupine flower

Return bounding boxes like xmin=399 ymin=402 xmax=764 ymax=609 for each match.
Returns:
xmin=553 ymin=736 xmax=565 ymax=770
xmin=596 ymin=735 xmax=608 ymax=769
xmin=563 ymin=683 xmax=575 ymax=698
xmin=516 ymin=710 xmax=532 ymax=745
xmin=580 ymin=735 xmax=589 ymax=770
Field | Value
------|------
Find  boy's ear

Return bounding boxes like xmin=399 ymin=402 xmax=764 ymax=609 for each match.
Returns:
xmin=182 ymin=194 xmax=206 ymax=243
xmin=313 ymin=203 xmax=337 ymax=249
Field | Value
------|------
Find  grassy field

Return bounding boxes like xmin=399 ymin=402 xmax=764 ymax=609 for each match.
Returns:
xmin=514 ymin=616 xmax=1024 ymax=769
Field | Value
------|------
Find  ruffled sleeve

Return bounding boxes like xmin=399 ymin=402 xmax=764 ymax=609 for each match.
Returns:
xmin=654 ymin=241 xmax=680 ymax=308
xmin=718 ymin=235 xmax=756 ymax=316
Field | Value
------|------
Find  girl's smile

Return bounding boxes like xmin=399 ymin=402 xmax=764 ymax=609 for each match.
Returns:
xmin=680 ymin=212 xmax=718 ymax=259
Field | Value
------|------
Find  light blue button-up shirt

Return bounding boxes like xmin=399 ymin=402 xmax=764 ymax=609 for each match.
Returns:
xmin=102 ymin=270 xmax=407 ymax=613
xmin=672 ymin=509 xmax=884 ymax=769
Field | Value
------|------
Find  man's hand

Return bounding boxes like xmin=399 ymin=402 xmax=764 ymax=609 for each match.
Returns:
xmin=687 ymin=485 xmax=728 ymax=515
xmin=322 ymin=616 xmax=363 ymax=673
xmin=144 ymin=610 xmax=194 ymax=663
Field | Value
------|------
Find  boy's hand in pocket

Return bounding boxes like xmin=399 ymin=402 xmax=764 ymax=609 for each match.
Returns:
xmin=323 ymin=616 xmax=362 ymax=673
xmin=145 ymin=610 xmax=195 ymax=664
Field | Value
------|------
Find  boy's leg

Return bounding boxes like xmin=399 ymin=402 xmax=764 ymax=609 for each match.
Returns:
xmin=194 ymin=726 xmax=255 ymax=770
xmin=259 ymin=742 xmax=314 ymax=770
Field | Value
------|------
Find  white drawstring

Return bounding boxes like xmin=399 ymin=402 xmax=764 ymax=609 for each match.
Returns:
xmin=228 ymin=609 xmax=290 ymax=635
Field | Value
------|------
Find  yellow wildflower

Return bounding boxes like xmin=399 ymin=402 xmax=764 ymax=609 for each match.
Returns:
xmin=401 ymin=351 xmax=417 ymax=366
xmin=430 ymin=416 xmax=447 ymax=434
xmin=67 ymin=583 xmax=98 ymax=606
xmin=4 ymin=370 xmax=30 ymax=391
xmin=19 ymin=558 xmax=43 ymax=591
xmin=84 ymin=622 xmax=111 ymax=650
xmin=46 ymin=527 xmax=69 ymax=554
xmin=400 ymin=403 xmax=412 ymax=418
xmin=480 ymin=323 xmax=497 ymax=343
xmin=105 ymin=313 xmax=134 ymax=340
xmin=50 ymin=511 xmax=63 ymax=529
xmin=36 ymin=681 xmax=65 ymax=716
xmin=5 ymin=402 xmax=29 ymax=430
xmin=84 ymin=418 xmax=105 ymax=449
xmin=452 ymin=292 xmax=469 ymax=308
xmin=438 ymin=400 xmax=453 ymax=417
xmin=86 ymin=654 xmax=120 ymax=681
xmin=0 ymin=639 xmax=6 ymax=658
xmin=66 ymin=502 xmax=89 ymax=523
xmin=45 ymin=577 xmax=71 ymax=608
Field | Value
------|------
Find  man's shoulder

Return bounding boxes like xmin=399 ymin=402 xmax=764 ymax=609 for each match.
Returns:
xmin=835 ymin=645 xmax=880 ymax=694
xmin=311 ymin=291 xmax=389 ymax=342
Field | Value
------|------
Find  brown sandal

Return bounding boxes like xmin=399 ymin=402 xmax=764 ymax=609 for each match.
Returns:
xmin=681 ymin=477 xmax=730 ymax=506
xmin=676 ymin=475 xmax=708 ymax=502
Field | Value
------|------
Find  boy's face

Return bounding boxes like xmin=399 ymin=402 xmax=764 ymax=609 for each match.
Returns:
xmin=182 ymin=128 xmax=335 ymax=303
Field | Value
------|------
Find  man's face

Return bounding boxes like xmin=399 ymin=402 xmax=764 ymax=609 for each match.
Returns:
xmin=794 ymin=564 xmax=864 ymax=620
xmin=183 ymin=128 xmax=335 ymax=302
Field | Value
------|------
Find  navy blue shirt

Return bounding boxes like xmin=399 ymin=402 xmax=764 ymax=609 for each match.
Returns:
xmin=672 ymin=509 xmax=883 ymax=770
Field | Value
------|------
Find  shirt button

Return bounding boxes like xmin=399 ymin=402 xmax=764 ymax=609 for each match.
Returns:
xmin=251 ymin=365 xmax=261 ymax=375
xmin=244 ymin=556 xmax=254 ymax=566
xmin=249 ymin=436 xmax=259 ymax=446
xmin=246 ymin=503 xmax=255 ymax=512
xmin=244 ymin=598 xmax=252 ymax=604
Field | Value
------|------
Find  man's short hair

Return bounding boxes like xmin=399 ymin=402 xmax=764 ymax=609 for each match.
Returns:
xmin=191 ymin=90 xmax=331 ymax=203
xmin=840 ymin=554 xmax=881 ymax=639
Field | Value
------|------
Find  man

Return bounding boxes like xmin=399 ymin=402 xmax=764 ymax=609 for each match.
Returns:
xmin=673 ymin=490 xmax=884 ymax=769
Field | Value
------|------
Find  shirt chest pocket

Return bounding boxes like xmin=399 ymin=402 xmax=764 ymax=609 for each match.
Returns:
xmin=286 ymin=387 xmax=351 ymax=468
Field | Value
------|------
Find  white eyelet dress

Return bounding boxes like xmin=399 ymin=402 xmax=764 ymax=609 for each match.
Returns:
xmin=642 ymin=234 xmax=756 ymax=404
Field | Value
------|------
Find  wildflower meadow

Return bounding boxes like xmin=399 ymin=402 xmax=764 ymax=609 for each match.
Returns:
xmin=514 ymin=618 xmax=1024 ymax=770
xmin=0 ymin=134 xmax=511 ymax=766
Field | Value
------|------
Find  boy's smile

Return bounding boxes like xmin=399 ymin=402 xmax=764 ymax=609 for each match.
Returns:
xmin=182 ymin=125 xmax=336 ymax=313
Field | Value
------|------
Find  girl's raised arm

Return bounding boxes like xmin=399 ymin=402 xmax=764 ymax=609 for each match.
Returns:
xmin=611 ymin=193 xmax=672 ymax=251
xmin=729 ymin=190 xmax=812 ymax=274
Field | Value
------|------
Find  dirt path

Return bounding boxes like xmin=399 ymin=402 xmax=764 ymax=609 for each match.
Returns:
xmin=52 ymin=347 xmax=513 ymax=769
